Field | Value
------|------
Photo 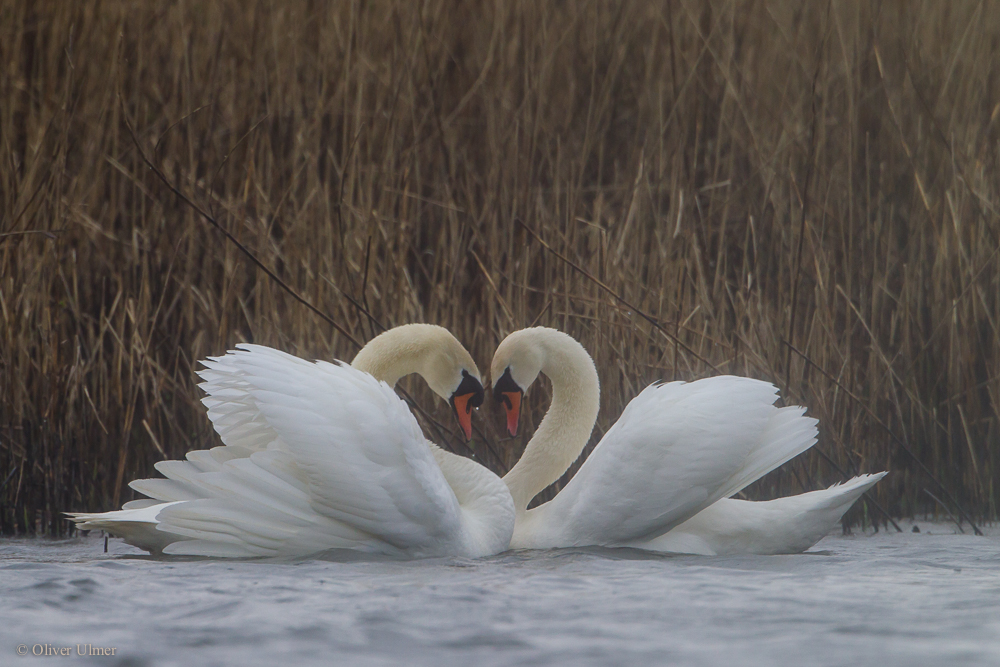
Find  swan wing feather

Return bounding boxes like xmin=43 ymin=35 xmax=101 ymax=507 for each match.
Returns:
xmin=80 ymin=345 xmax=467 ymax=557
xmin=196 ymin=344 xmax=311 ymax=452
xmin=217 ymin=347 xmax=465 ymax=553
xmin=538 ymin=376 xmax=797 ymax=545
xmin=643 ymin=472 xmax=888 ymax=555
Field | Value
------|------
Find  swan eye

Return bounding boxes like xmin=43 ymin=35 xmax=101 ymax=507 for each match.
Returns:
xmin=492 ymin=367 xmax=521 ymax=401
xmin=449 ymin=371 xmax=484 ymax=441
xmin=492 ymin=367 xmax=523 ymax=437
xmin=453 ymin=370 xmax=484 ymax=408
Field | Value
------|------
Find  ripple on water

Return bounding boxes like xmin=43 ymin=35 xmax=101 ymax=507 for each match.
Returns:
xmin=1 ymin=531 xmax=999 ymax=667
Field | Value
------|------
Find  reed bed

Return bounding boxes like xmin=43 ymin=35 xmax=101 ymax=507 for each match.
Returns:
xmin=2 ymin=0 xmax=998 ymax=536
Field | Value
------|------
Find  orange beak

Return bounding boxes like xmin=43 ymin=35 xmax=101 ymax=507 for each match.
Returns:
xmin=502 ymin=391 xmax=521 ymax=437
xmin=451 ymin=392 xmax=475 ymax=441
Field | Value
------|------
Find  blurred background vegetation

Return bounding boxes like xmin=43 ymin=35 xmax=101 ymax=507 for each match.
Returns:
xmin=2 ymin=0 xmax=998 ymax=536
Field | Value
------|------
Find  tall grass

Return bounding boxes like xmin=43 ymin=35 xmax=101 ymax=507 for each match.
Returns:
xmin=2 ymin=0 xmax=998 ymax=536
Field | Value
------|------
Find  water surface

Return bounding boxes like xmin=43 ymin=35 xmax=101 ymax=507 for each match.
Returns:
xmin=2 ymin=525 xmax=998 ymax=666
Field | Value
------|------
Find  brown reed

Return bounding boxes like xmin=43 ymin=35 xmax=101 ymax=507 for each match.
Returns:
xmin=2 ymin=0 xmax=998 ymax=536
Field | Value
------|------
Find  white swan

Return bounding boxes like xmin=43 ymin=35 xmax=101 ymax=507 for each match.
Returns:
xmin=491 ymin=327 xmax=886 ymax=554
xmin=68 ymin=324 xmax=515 ymax=558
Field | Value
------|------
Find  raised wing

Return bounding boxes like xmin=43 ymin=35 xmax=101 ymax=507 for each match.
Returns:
xmin=117 ymin=345 xmax=467 ymax=557
xmin=119 ymin=339 xmax=279 ymax=504
xmin=535 ymin=376 xmax=817 ymax=546
xmin=196 ymin=344 xmax=316 ymax=452
xmin=210 ymin=345 xmax=464 ymax=549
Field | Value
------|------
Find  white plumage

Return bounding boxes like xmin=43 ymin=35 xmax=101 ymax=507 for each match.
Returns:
xmin=647 ymin=472 xmax=888 ymax=555
xmin=69 ymin=323 xmax=886 ymax=559
xmin=492 ymin=327 xmax=887 ymax=554
xmin=69 ymin=327 xmax=514 ymax=559
xmin=526 ymin=378 xmax=816 ymax=548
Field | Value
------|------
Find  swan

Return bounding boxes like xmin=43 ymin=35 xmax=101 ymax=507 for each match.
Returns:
xmin=491 ymin=327 xmax=886 ymax=554
xmin=68 ymin=324 xmax=515 ymax=558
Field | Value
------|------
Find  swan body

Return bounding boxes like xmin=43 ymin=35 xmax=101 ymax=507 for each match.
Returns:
xmin=492 ymin=327 xmax=886 ymax=554
xmin=69 ymin=325 xmax=515 ymax=558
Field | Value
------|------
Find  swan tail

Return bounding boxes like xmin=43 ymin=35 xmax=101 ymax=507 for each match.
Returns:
xmin=716 ymin=405 xmax=819 ymax=500
xmin=65 ymin=502 xmax=184 ymax=554
xmin=644 ymin=471 xmax=888 ymax=555
xmin=801 ymin=471 xmax=888 ymax=516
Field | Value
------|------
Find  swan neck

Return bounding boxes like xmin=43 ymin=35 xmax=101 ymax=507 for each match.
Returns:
xmin=350 ymin=324 xmax=439 ymax=387
xmin=503 ymin=331 xmax=600 ymax=512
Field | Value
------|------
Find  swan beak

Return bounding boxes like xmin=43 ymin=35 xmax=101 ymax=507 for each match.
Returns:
xmin=501 ymin=391 xmax=522 ymax=437
xmin=493 ymin=367 xmax=523 ymax=437
xmin=451 ymin=393 xmax=476 ymax=441
xmin=450 ymin=370 xmax=484 ymax=441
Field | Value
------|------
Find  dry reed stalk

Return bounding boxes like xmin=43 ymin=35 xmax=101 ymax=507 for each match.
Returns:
xmin=1 ymin=0 xmax=998 ymax=535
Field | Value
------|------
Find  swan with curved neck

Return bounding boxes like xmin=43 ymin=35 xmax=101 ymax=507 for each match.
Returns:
xmin=492 ymin=327 xmax=886 ymax=554
xmin=69 ymin=324 xmax=515 ymax=558
xmin=493 ymin=328 xmax=601 ymax=513
xmin=352 ymin=323 xmax=485 ymax=440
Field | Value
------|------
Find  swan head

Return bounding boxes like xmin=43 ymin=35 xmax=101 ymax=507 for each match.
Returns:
xmin=352 ymin=324 xmax=485 ymax=440
xmin=411 ymin=330 xmax=485 ymax=441
xmin=490 ymin=330 xmax=544 ymax=437
xmin=443 ymin=367 xmax=485 ymax=442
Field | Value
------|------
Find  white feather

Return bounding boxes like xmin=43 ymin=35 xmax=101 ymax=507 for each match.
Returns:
xmin=67 ymin=337 xmax=515 ymax=559
xmin=643 ymin=472 xmax=889 ymax=555
xmin=496 ymin=328 xmax=886 ymax=554
xmin=518 ymin=376 xmax=815 ymax=547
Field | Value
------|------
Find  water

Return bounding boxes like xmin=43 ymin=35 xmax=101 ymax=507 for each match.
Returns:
xmin=2 ymin=524 xmax=998 ymax=666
